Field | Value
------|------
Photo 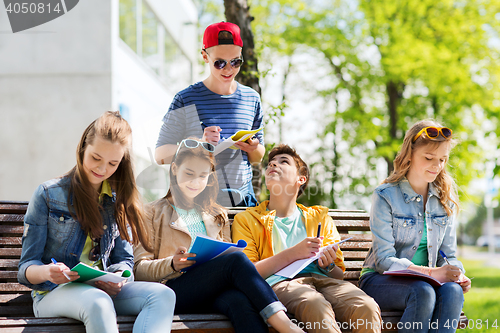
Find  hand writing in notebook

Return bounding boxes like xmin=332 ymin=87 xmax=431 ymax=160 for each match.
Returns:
xmin=289 ymin=237 xmax=322 ymax=260
xmin=202 ymin=126 xmax=221 ymax=146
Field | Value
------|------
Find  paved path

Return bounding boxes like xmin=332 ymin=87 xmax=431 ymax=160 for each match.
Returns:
xmin=457 ymin=246 xmax=500 ymax=268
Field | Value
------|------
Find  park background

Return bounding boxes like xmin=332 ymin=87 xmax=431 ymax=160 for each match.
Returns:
xmin=1 ymin=0 xmax=500 ymax=331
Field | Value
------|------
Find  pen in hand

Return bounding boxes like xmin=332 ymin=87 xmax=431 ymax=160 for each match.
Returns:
xmin=51 ymin=258 xmax=71 ymax=281
xmin=439 ymin=250 xmax=451 ymax=266
xmin=317 ymin=224 xmax=321 ymax=238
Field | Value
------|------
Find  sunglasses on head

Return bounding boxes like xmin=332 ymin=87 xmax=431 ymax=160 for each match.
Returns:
xmin=413 ymin=126 xmax=453 ymax=142
xmin=174 ymin=139 xmax=215 ymax=158
xmin=204 ymin=51 xmax=244 ymax=70
xmin=88 ymin=238 xmax=101 ymax=262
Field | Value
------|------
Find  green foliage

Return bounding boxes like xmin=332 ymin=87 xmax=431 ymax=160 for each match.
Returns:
xmin=460 ymin=258 xmax=500 ymax=333
xmin=251 ymin=0 xmax=500 ymax=208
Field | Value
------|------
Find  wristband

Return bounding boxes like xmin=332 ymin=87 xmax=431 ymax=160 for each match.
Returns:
xmin=318 ymin=262 xmax=336 ymax=274
xmin=170 ymin=259 xmax=178 ymax=272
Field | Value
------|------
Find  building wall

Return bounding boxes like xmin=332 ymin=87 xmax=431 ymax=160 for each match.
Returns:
xmin=0 ymin=0 xmax=114 ymax=200
xmin=0 ymin=0 xmax=198 ymax=201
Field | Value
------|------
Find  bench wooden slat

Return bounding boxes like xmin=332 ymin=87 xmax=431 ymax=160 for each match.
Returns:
xmin=340 ymin=234 xmax=371 ymax=241
xmin=0 ymin=283 xmax=31 ymax=292
xmin=0 ymin=293 xmax=31 ymax=303
xmin=0 ymin=248 xmax=23 ymax=258
xmin=339 ymin=241 xmax=372 ymax=251
xmin=0 ymin=238 xmax=22 ymax=246
xmin=0 ymin=225 xmax=24 ymax=234
xmin=0 ymin=271 xmax=18 ymax=279
xmin=334 ymin=220 xmax=370 ymax=231
xmin=0 ymin=215 xmax=25 ymax=223
xmin=0 ymin=259 xmax=20 ymax=268
xmin=342 ymin=251 xmax=369 ymax=260
xmin=0 ymin=202 xmax=28 ymax=215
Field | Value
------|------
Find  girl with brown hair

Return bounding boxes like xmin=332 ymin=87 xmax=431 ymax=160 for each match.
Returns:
xmin=18 ymin=111 xmax=175 ymax=333
xmin=134 ymin=138 xmax=304 ymax=333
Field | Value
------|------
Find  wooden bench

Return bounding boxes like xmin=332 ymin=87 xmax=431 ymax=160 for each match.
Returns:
xmin=0 ymin=201 xmax=467 ymax=332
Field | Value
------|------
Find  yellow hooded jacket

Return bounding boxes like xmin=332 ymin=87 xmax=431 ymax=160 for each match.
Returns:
xmin=232 ymin=201 xmax=345 ymax=272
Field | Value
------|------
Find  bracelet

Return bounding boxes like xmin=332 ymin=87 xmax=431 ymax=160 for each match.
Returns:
xmin=419 ymin=266 xmax=432 ymax=276
xmin=170 ymin=259 xmax=178 ymax=273
xmin=318 ymin=262 xmax=336 ymax=274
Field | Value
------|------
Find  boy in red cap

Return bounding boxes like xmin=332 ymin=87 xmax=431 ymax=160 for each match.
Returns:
xmin=155 ymin=22 xmax=265 ymax=207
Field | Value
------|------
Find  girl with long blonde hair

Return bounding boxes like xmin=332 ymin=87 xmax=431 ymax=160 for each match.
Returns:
xmin=359 ymin=120 xmax=472 ymax=333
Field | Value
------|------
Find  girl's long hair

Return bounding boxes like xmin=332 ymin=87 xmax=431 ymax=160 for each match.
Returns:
xmin=68 ymin=111 xmax=152 ymax=251
xmin=384 ymin=119 xmax=459 ymax=216
xmin=165 ymin=139 xmax=226 ymax=225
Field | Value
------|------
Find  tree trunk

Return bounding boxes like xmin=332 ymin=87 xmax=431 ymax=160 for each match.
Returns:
xmin=386 ymin=80 xmax=404 ymax=176
xmin=223 ymin=0 xmax=261 ymax=94
xmin=224 ymin=0 xmax=262 ymax=201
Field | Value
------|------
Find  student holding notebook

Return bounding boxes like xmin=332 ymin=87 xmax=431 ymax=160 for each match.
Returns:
xmin=232 ymin=144 xmax=381 ymax=333
xmin=359 ymin=120 xmax=472 ymax=332
xmin=155 ymin=22 xmax=265 ymax=207
xmin=134 ymin=138 xmax=303 ymax=333
xmin=17 ymin=112 xmax=175 ymax=333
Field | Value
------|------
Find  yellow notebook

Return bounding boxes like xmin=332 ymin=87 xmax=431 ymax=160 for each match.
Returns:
xmin=214 ymin=127 xmax=264 ymax=155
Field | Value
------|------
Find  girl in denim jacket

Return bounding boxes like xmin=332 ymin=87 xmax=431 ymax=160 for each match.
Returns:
xmin=18 ymin=112 xmax=175 ymax=333
xmin=359 ymin=120 xmax=471 ymax=333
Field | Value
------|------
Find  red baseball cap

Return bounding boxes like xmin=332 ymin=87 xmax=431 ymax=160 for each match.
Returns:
xmin=202 ymin=22 xmax=243 ymax=49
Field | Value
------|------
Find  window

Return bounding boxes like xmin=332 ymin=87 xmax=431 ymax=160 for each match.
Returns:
xmin=119 ymin=0 xmax=137 ymax=53
xmin=142 ymin=2 xmax=159 ymax=74
xmin=119 ymin=0 xmax=193 ymax=85
xmin=163 ymin=28 xmax=192 ymax=91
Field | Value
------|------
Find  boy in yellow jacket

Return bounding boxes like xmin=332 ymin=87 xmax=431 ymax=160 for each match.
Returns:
xmin=232 ymin=144 xmax=381 ymax=333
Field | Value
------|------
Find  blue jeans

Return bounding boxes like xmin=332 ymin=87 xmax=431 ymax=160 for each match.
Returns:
xmin=166 ymin=251 xmax=285 ymax=333
xmin=218 ymin=180 xmax=258 ymax=207
xmin=33 ymin=281 xmax=175 ymax=333
xmin=359 ymin=272 xmax=464 ymax=333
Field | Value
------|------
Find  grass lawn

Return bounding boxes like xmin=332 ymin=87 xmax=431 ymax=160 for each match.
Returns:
xmin=460 ymin=258 xmax=500 ymax=333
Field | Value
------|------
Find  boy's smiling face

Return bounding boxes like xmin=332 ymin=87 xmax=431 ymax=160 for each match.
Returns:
xmin=203 ymin=44 xmax=242 ymax=85
xmin=265 ymin=154 xmax=306 ymax=197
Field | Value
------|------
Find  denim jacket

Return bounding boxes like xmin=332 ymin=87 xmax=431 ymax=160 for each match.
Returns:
xmin=363 ymin=178 xmax=464 ymax=274
xmin=18 ymin=176 xmax=134 ymax=291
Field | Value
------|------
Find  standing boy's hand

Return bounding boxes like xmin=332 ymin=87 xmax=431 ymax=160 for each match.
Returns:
xmin=202 ymin=126 xmax=221 ymax=146
xmin=234 ymin=137 xmax=259 ymax=153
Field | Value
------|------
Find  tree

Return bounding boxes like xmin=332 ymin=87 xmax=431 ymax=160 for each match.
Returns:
xmin=251 ymin=0 xmax=500 ymax=208
xmin=224 ymin=0 xmax=261 ymax=94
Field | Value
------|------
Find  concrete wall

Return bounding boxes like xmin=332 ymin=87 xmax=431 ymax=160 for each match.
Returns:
xmin=0 ymin=0 xmax=198 ymax=200
xmin=0 ymin=0 xmax=113 ymax=200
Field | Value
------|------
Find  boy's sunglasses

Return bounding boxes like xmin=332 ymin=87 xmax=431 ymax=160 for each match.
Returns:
xmin=413 ymin=127 xmax=453 ymax=142
xmin=204 ymin=51 xmax=244 ymax=70
xmin=88 ymin=238 xmax=101 ymax=262
xmin=175 ymin=139 xmax=215 ymax=158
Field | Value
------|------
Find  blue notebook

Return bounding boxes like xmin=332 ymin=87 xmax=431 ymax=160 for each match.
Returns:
xmin=182 ymin=235 xmax=247 ymax=272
